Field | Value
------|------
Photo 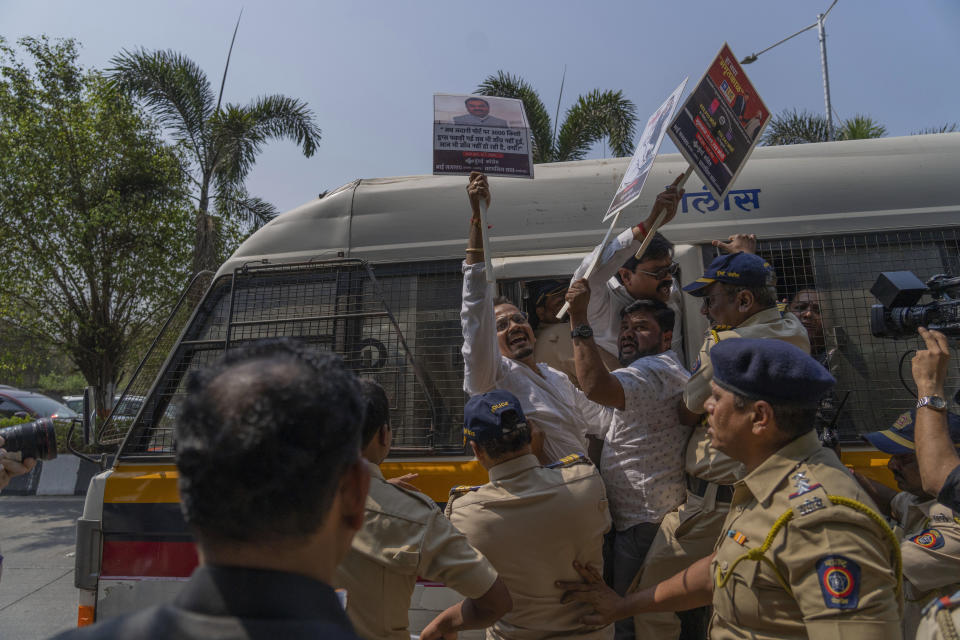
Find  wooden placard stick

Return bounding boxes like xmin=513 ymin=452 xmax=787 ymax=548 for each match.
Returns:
xmin=554 ymin=209 xmax=623 ymax=320
xmin=632 ymin=164 xmax=694 ymax=260
xmin=479 ymin=199 xmax=495 ymax=285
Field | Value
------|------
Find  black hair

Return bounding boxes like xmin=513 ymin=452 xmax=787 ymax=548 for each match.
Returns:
xmin=175 ymin=338 xmax=363 ymax=544
xmin=359 ymin=379 xmax=390 ymax=449
xmin=621 ymin=298 xmax=675 ymax=333
xmin=493 ymin=295 xmax=516 ymax=308
xmin=732 ymin=393 xmax=817 ymax=440
xmin=618 ymin=232 xmax=674 ymax=277
xmin=474 ymin=409 xmax=531 ymax=459
xmin=465 ymin=97 xmax=490 ymax=107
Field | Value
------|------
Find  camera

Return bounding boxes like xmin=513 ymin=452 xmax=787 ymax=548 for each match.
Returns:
xmin=870 ymin=271 xmax=960 ymax=339
xmin=0 ymin=418 xmax=58 ymax=461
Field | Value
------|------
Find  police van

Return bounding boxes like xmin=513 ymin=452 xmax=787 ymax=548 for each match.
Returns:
xmin=72 ymin=132 xmax=960 ymax=628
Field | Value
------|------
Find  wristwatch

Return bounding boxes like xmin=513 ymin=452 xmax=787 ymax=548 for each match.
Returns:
xmin=917 ymin=395 xmax=948 ymax=412
xmin=571 ymin=325 xmax=594 ymax=340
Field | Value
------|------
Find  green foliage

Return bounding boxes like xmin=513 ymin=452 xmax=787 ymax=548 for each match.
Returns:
xmin=0 ymin=415 xmax=31 ymax=428
xmin=838 ymin=114 xmax=887 ymax=140
xmin=0 ymin=36 xmax=194 ymax=410
xmin=107 ymin=47 xmax=323 ymax=274
xmin=763 ymin=109 xmax=887 ymax=146
xmin=912 ymin=123 xmax=958 ymax=135
xmin=477 ymin=71 xmax=637 ymax=163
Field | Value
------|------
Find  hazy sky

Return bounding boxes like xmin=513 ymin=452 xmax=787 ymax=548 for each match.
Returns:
xmin=3 ymin=0 xmax=958 ymax=214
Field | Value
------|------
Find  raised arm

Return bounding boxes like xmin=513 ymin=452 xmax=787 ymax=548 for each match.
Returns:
xmin=913 ymin=327 xmax=959 ymax=498
xmin=572 ymin=177 xmax=686 ymax=289
xmin=461 ymin=172 xmax=502 ymax=394
xmin=567 ymin=278 xmax=626 ymax=409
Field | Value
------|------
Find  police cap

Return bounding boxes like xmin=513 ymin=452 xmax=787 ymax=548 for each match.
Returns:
xmin=863 ymin=409 xmax=960 ymax=455
xmin=709 ymin=338 xmax=836 ymax=404
xmin=463 ymin=390 xmax=528 ymax=442
xmin=682 ymin=252 xmax=775 ymax=296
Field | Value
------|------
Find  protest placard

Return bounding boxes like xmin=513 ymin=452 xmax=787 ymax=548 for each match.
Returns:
xmin=433 ymin=93 xmax=533 ymax=179
xmin=603 ymin=78 xmax=687 ymax=222
xmin=667 ymin=43 xmax=770 ymax=201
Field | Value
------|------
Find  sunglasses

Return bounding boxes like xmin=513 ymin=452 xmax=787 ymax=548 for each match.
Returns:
xmin=635 ymin=261 xmax=679 ymax=280
xmin=495 ymin=312 xmax=529 ymax=332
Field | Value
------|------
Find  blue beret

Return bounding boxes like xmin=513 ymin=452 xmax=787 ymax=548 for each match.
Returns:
xmin=463 ymin=390 xmax=528 ymax=442
xmin=709 ymin=338 xmax=835 ymax=404
xmin=682 ymin=252 xmax=775 ymax=296
xmin=863 ymin=409 xmax=960 ymax=455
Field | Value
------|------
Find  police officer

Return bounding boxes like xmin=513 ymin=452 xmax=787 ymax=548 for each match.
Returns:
xmin=447 ymin=390 xmax=613 ymax=639
xmin=631 ymin=252 xmax=810 ymax=638
xmin=916 ymin=590 xmax=960 ymax=640
xmin=857 ymin=410 xmax=960 ymax=638
xmin=334 ymin=380 xmax=511 ymax=640
xmin=559 ymin=338 xmax=902 ymax=640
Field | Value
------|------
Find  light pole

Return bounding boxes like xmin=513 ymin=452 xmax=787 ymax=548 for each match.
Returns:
xmin=741 ymin=0 xmax=839 ymax=140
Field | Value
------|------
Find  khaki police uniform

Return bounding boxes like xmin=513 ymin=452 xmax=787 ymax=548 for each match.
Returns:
xmin=916 ymin=591 xmax=960 ymax=640
xmin=890 ymin=492 xmax=960 ymax=637
xmin=632 ymin=307 xmax=808 ymax=638
xmin=710 ymin=429 xmax=902 ymax=639
xmin=447 ymin=453 xmax=613 ymax=639
xmin=334 ymin=461 xmax=499 ymax=640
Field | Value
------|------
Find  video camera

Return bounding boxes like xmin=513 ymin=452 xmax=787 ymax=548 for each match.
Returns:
xmin=0 ymin=418 xmax=58 ymax=461
xmin=870 ymin=271 xmax=960 ymax=339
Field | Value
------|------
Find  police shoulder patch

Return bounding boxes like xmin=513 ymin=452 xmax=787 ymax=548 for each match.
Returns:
xmin=910 ymin=529 xmax=946 ymax=550
xmin=448 ymin=484 xmax=482 ymax=498
xmin=816 ymin=555 xmax=861 ymax=609
xmin=547 ymin=453 xmax=589 ymax=469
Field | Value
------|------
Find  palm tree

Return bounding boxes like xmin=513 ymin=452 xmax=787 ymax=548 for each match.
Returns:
xmin=108 ymin=38 xmax=322 ymax=274
xmin=838 ymin=114 xmax=887 ymax=140
xmin=476 ymin=71 xmax=637 ymax=163
xmin=763 ymin=108 xmax=887 ymax=146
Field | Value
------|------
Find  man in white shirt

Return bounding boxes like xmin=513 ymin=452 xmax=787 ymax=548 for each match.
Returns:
xmin=461 ymin=172 xmax=608 ymax=462
xmin=571 ymin=174 xmax=757 ymax=370
xmin=566 ymin=279 xmax=691 ymax=640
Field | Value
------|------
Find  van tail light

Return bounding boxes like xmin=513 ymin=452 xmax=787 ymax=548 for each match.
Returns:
xmin=77 ymin=605 xmax=95 ymax=627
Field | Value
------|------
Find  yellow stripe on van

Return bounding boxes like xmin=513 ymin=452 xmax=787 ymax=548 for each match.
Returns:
xmin=842 ymin=450 xmax=894 ymax=488
xmin=104 ymin=464 xmax=180 ymax=503
xmin=380 ymin=459 xmax=487 ymax=504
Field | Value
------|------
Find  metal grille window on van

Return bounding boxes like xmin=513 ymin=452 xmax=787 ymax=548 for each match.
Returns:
xmin=118 ymin=259 xmax=467 ymax=457
xmin=702 ymin=227 xmax=960 ymax=443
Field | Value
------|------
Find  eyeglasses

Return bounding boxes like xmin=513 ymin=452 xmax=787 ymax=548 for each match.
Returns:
xmin=701 ymin=288 xmax=740 ymax=310
xmin=635 ymin=261 xmax=679 ymax=280
xmin=495 ymin=312 xmax=529 ymax=332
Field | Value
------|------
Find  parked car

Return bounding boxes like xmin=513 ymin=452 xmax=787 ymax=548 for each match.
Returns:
xmin=62 ymin=394 xmax=145 ymax=420
xmin=0 ymin=385 xmax=78 ymax=420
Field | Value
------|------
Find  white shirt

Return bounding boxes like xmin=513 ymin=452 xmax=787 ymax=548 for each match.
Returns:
xmin=572 ymin=227 xmax=685 ymax=366
xmin=461 ymin=262 xmax=607 ymax=462
xmin=599 ymin=350 xmax=692 ymax=530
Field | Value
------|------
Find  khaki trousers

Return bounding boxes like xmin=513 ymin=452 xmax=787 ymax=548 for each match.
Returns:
xmin=628 ymin=489 xmax=730 ymax=639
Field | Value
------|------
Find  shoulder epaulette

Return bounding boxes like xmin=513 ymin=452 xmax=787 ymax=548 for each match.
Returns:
xmin=547 ymin=453 xmax=590 ymax=469
xmin=448 ymin=484 xmax=482 ymax=498
xmin=922 ymin=589 xmax=960 ymax=616
xmin=785 ymin=467 xmax=829 ymax=517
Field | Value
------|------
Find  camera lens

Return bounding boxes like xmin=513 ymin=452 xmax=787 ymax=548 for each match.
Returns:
xmin=0 ymin=418 xmax=58 ymax=461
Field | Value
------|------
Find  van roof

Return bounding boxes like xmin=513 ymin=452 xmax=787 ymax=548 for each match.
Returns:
xmin=219 ymin=134 xmax=960 ymax=278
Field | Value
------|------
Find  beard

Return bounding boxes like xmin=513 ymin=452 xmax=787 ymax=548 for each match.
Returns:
xmin=511 ymin=346 xmax=534 ymax=360
xmin=618 ymin=343 xmax=661 ymax=366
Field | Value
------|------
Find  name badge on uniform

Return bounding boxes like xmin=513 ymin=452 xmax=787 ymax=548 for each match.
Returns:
xmin=816 ymin=555 xmax=861 ymax=610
